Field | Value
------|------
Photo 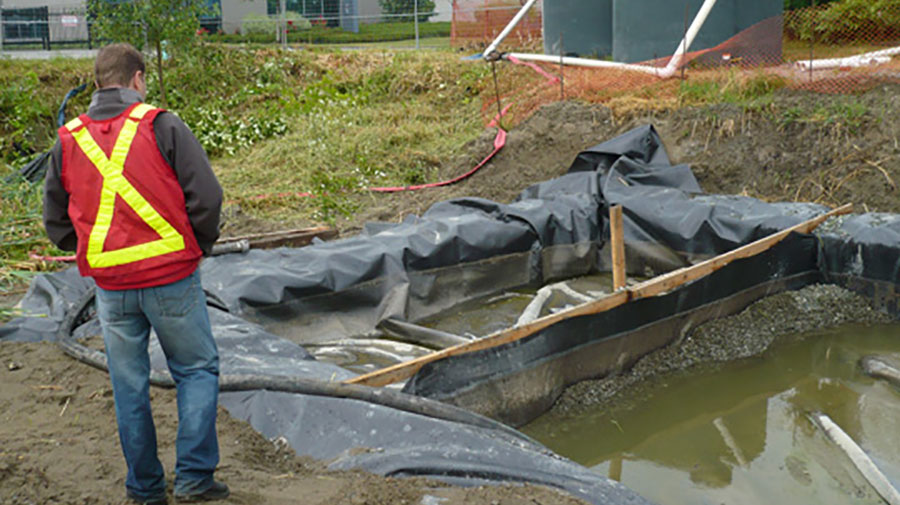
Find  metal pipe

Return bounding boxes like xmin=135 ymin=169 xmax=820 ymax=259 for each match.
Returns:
xmin=414 ymin=0 xmax=419 ymax=50
xmin=280 ymin=0 xmax=287 ymax=49
xmin=482 ymin=0 xmax=539 ymax=59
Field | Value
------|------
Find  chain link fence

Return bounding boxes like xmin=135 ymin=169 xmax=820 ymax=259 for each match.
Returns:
xmin=0 ymin=0 xmax=455 ymax=52
xmin=0 ymin=5 xmax=92 ymax=51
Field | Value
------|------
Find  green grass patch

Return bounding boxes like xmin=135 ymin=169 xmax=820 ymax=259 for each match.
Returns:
xmin=678 ymin=71 xmax=787 ymax=110
xmin=215 ymin=49 xmax=488 ymax=223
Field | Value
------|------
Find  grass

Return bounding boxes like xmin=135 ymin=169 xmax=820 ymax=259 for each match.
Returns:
xmin=215 ymin=50 xmax=488 ymax=223
xmin=676 ymin=70 xmax=788 ymax=110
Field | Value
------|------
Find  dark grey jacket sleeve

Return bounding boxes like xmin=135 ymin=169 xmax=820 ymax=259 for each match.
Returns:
xmin=43 ymin=139 xmax=78 ymax=251
xmin=153 ymin=112 xmax=222 ymax=255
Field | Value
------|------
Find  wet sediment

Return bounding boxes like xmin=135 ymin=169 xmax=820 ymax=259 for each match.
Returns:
xmin=551 ymin=284 xmax=894 ymax=415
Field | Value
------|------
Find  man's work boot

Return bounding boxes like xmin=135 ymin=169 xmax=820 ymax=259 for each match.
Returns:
xmin=174 ymin=481 xmax=230 ymax=503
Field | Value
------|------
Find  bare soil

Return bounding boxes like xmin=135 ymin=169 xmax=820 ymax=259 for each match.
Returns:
xmin=5 ymin=85 xmax=900 ymax=504
xmin=0 ymin=341 xmax=588 ymax=505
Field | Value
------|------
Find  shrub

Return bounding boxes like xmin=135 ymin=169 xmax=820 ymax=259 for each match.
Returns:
xmin=785 ymin=0 xmax=900 ymax=43
xmin=242 ymin=11 xmax=310 ymax=35
xmin=379 ymin=0 xmax=436 ymax=23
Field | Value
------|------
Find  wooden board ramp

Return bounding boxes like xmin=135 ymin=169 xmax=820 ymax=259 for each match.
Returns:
xmin=345 ymin=203 xmax=853 ymax=388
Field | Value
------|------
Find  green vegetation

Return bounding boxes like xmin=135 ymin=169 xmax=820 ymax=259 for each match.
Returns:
xmin=0 ymin=59 xmax=93 ymax=165
xmin=87 ymin=0 xmax=212 ymax=106
xmin=785 ymin=0 xmax=900 ymax=43
xmin=241 ymin=11 xmax=312 ymax=35
xmin=777 ymin=98 xmax=869 ymax=132
xmin=784 ymin=0 xmax=838 ymax=10
xmin=678 ymin=71 xmax=787 ymax=109
xmin=379 ymin=0 xmax=437 ymax=23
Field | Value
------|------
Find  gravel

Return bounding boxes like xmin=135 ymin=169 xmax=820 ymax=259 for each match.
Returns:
xmin=551 ymin=284 xmax=893 ymax=415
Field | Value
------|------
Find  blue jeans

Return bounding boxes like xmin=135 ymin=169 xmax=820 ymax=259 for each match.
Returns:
xmin=95 ymin=271 xmax=220 ymax=501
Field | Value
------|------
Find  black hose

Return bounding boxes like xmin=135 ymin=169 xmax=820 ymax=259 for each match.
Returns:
xmin=56 ymin=287 xmax=536 ymax=445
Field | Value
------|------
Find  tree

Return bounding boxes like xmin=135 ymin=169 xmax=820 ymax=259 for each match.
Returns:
xmin=784 ymin=0 xmax=838 ymax=10
xmin=87 ymin=0 xmax=212 ymax=107
xmin=379 ymin=0 xmax=436 ymax=23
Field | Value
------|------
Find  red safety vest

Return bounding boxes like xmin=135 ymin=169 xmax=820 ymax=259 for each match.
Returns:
xmin=58 ymin=102 xmax=202 ymax=290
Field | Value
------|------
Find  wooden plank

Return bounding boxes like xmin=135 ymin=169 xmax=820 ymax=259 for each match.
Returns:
xmin=345 ymin=203 xmax=852 ymax=387
xmin=216 ymin=226 xmax=337 ymax=250
xmin=628 ymin=203 xmax=852 ymax=301
xmin=610 ymin=205 xmax=626 ymax=291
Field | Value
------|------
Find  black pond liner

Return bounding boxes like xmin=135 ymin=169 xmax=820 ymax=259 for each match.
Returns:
xmin=4 ymin=125 xmax=900 ymax=505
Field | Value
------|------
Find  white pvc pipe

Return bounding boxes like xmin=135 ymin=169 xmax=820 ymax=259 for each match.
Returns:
xmin=482 ymin=0 xmax=540 ymax=58
xmin=810 ymin=412 xmax=900 ymax=505
xmin=505 ymin=52 xmax=665 ymax=76
xmin=500 ymin=0 xmax=719 ymax=79
xmin=796 ymin=46 xmax=900 ymax=71
xmin=661 ymin=0 xmax=720 ymax=78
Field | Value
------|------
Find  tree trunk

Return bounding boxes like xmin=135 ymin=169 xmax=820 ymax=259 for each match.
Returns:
xmin=155 ymin=38 xmax=167 ymax=107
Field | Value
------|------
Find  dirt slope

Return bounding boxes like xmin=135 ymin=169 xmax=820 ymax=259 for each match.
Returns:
xmin=341 ymin=84 xmax=900 ymax=232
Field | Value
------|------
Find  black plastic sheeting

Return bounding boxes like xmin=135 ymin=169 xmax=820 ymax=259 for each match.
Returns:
xmin=5 ymin=124 xmax=900 ymax=504
xmin=402 ymin=126 xmax=900 ymax=426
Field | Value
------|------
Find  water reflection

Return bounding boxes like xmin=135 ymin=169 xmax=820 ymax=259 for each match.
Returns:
xmin=522 ymin=323 xmax=900 ymax=505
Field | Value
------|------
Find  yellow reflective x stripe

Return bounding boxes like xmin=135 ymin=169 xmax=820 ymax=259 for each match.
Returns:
xmin=67 ymin=105 xmax=185 ymax=268
xmin=129 ymin=103 xmax=154 ymax=120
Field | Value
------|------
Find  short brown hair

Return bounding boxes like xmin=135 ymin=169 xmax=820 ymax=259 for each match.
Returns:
xmin=94 ymin=43 xmax=145 ymax=88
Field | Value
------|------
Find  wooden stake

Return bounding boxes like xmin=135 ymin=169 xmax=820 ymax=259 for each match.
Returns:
xmin=610 ymin=205 xmax=626 ymax=291
xmin=345 ymin=203 xmax=852 ymax=387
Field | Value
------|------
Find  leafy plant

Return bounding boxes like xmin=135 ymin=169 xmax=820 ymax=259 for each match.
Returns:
xmin=0 ymin=73 xmax=54 ymax=164
xmin=242 ymin=11 xmax=311 ymax=36
xmin=785 ymin=0 xmax=900 ymax=43
xmin=87 ymin=0 xmax=212 ymax=106
xmin=784 ymin=0 xmax=838 ymax=10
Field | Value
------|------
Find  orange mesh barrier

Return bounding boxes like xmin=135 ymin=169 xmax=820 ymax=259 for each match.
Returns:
xmin=451 ymin=0 xmax=543 ymax=51
xmin=472 ymin=1 xmax=900 ymax=127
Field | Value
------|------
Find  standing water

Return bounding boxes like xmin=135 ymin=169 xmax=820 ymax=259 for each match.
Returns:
xmin=522 ymin=323 xmax=900 ymax=505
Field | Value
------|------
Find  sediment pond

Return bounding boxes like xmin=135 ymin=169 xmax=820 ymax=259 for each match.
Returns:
xmin=522 ymin=321 xmax=900 ymax=505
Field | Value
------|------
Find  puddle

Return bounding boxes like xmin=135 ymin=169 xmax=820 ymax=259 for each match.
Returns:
xmin=419 ymin=273 xmax=625 ymax=337
xmin=522 ymin=323 xmax=900 ymax=505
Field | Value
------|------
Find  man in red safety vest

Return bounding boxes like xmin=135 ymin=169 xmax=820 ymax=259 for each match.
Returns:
xmin=43 ymin=43 xmax=228 ymax=505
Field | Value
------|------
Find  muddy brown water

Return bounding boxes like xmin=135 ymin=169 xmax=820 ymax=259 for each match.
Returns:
xmin=522 ymin=322 xmax=900 ymax=505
